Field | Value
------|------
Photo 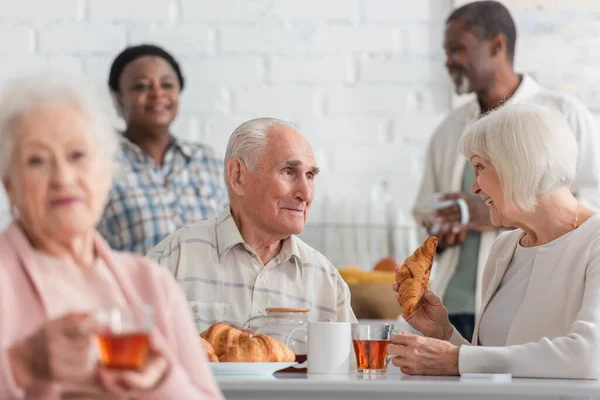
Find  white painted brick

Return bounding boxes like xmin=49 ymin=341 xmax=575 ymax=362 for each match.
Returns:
xmin=458 ymin=0 xmax=600 ymax=13
xmin=89 ymin=0 xmax=175 ymax=22
xmin=184 ymin=58 xmax=264 ymax=85
xmin=204 ymin=116 xmax=258 ymax=139
xmin=129 ymin=26 xmax=213 ymax=56
xmin=203 ymin=115 xmax=259 ymax=157
xmin=83 ymin=56 xmax=114 ymax=88
xmin=365 ymin=0 xmax=428 ymax=22
xmin=270 ymin=57 xmax=353 ymax=84
xmin=0 ymin=0 xmax=82 ymax=22
xmin=392 ymin=113 xmax=446 ymax=145
xmin=181 ymin=0 xmax=271 ymax=22
xmin=40 ymin=25 xmax=126 ymax=55
xmin=171 ymin=116 xmax=203 ymax=142
xmin=404 ymin=23 xmax=444 ymax=57
xmin=365 ymin=0 xmax=437 ymax=22
xmin=317 ymin=26 xmax=401 ymax=53
xmin=221 ymin=25 xmax=318 ymax=54
xmin=329 ymin=143 xmax=404 ymax=173
xmin=0 ymin=56 xmax=48 ymax=81
xmin=326 ymin=86 xmax=410 ymax=115
xmin=47 ymin=56 xmax=84 ymax=76
xmin=359 ymin=58 xmax=445 ymax=84
xmin=0 ymin=186 xmax=10 ymax=232
xmin=0 ymin=27 xmax=34 ymax=54
xmin=407 ymin=85 xmax=451 ymax=113
xmin=269 ymin=0 xmax=359 ymax=22
xmin=299 ymin=117 xmax=389 ymax=146
xmin=233 ymin=86 xmax=317 ymax=116
xmin=179 ymin=86 xmax=230 ymax=115
xmin=182 ymin=0 xmax=358 ymax=22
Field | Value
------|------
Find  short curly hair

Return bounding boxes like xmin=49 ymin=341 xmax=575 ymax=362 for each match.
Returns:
xmin=108 ymin=44 xmax=185 ymax=92
xmin=447 ymin=1 xmax=517 ymax=62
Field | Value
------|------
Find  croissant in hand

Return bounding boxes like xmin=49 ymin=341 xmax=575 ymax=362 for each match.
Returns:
xmin=201 ymin=322 xmax=295 ymax=362
xmin=395 ymin=236 xmax=437 ymax=319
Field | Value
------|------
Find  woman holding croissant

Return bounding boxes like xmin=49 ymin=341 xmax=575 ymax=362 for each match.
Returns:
xmin=389 ymin=103 xmax=600 ymax=379
xmin=0 ymin=72 xmax=222 ymax=399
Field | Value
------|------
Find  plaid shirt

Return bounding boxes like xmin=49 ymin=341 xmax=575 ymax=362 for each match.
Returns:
xmin=98 ymin=136 xmax=228 ymax=255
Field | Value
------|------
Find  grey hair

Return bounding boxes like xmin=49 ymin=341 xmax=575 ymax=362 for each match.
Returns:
xmin=459 ymin=103 xmax=578 ymax=212
xmin=224 ymin=117 xmax=297 ymax=185
xmin=0 ymin=71 xmax=119 ymax=180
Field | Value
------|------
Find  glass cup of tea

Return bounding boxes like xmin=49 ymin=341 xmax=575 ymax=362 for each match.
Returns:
xmin=351 ymin=323 xmax=396 ymax=374
xmin=94 ymin=305 xmax=154 ymax=370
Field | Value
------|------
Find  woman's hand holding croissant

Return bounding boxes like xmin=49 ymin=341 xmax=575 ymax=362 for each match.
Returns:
xmin=392 ymin=285 xmax=454 ymax=341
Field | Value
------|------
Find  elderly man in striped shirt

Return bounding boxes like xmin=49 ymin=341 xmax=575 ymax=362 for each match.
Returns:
xmin=147 ymin=117 xmax=357 ymax=332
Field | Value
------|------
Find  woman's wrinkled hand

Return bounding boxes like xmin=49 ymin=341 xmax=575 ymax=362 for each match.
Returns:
xmin=391 ymin=286 xmax=453 ymax=341
xmin=9 ymin=313 xmax=96 ymax=389
xmin=387 ymin=332 xmax=459 ymax=376
xmin=97 ymin=349 xmax=170 ymax=397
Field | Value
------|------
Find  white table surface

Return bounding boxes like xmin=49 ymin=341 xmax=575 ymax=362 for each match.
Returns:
xmin=217 ymin=373 xmax=600 ymax=400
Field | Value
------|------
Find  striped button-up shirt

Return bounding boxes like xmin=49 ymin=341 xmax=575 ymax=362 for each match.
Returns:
xmin=147 ymin=207 xmax=357 ymax=332
xmin=98 ymin=136 xmax=228 ymax=255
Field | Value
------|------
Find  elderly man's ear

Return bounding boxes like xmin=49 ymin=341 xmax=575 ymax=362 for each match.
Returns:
xmin=226 ymin=158 xmax=247 ymax=197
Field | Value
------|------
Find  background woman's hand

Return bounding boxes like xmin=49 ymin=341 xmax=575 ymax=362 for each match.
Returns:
xmin=97 ymin=349 xmax=170 ymax=397
xmin=391 ymin=286 xmax=454 ymax=340
xmin=9 ymin=313 xmax=96 ymax=389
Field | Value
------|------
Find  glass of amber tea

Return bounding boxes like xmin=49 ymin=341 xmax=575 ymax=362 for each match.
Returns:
xmin=351 ymin=323 xmax=395 ymax=374
xmin=94 ymin=305 xmax=154 ymax=370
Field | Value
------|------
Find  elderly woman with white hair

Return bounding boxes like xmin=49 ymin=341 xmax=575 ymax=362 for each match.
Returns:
xmin=0 ymin=72 xmax=223 ymax=399
xmin=388 ymin=103 xmax=600 ymax=379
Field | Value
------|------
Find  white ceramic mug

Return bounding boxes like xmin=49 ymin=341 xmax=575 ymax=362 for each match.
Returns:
xmin=292 ymin=322 xmax=352 ymax=374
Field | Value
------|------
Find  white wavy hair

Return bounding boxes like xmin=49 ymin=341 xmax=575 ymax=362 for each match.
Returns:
xmin=0 ymin=71 xmax=118 ymax=180
xmin=223 ymin=117 xmax=297 ymax=188
xmin=459 ymin=102 xmax=578 ymax=212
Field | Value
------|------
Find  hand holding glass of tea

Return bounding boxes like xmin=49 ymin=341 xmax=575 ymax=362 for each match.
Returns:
xmin=351 ymin=323 xmax=398 ymax=374
xmin=7 ymin=313 xmax=97 ymax=390
xmin=94 ymin=305 xmax=171 ymax=395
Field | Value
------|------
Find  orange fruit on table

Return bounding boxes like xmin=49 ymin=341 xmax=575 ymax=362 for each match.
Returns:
xmin=373 ymin=257 xmax=398 ymax=272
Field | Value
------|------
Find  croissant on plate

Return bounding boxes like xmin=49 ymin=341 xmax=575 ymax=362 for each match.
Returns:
xmin=200 ymin=322 xmax=295 ymax=362
xmin=200 ymin=337 xmax=219 ymax=362
xmin=395 ymin=236 xmax=437 ymax=319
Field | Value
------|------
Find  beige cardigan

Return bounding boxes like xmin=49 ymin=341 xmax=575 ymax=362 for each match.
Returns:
xmin=450 ymin=215 xmax=600 ymax=379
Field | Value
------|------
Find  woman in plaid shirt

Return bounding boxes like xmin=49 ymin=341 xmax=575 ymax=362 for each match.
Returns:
xmin=98 ymin=44 xmax=228 ymax=255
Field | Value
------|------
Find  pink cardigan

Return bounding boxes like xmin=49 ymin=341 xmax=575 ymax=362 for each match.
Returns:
xmin=0 ymin=223 xmax=223 ymax=399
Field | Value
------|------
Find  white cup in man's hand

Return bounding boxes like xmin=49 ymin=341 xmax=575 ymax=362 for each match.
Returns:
xmin=429 ymin=193 xmax=469 ymax=234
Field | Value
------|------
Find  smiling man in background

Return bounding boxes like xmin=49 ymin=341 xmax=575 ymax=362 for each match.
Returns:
xmin=147 ymin=117 xmax=357 ymax=332
xmin=413 ymin=0 xmax=600 ymax=341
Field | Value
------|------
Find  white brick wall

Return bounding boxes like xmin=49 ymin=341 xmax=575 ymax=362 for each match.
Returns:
xmin=0 ymin=0 xmax=596 ymax=267
xmin=0 ymin=0 xmax=454 ymax=266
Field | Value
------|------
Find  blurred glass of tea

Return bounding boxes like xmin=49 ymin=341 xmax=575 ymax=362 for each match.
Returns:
xmin=95 ymin=305 xmax=154 ymax=370
xmin=351 ymin=323 xmax=395 ymax=374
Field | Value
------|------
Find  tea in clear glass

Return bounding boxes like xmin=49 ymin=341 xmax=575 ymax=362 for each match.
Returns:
xmin=351 ymin=323 xmax=395 ymax=374
xmin=97 ymin=332 xmax=150 ymax=369
xmin=94 ymin=305 xmax=154 ymax=370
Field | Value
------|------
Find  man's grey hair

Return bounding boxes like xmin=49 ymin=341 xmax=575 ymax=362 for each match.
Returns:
xmin=459 ymin=103 xmax=578 ymax=212
xmin=0 ymin=71 xmax=119 ymax=180
xmin=223 ymin=117 xmax=297 ymax=187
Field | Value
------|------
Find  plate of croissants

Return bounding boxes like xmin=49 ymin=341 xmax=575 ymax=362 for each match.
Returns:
xmin=200 ymin=322 xmax=298 ymax=375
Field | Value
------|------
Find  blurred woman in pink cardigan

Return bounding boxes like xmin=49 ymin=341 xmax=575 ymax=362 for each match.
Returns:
xmin=0 ymin=72 xmax=223 ymax=399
